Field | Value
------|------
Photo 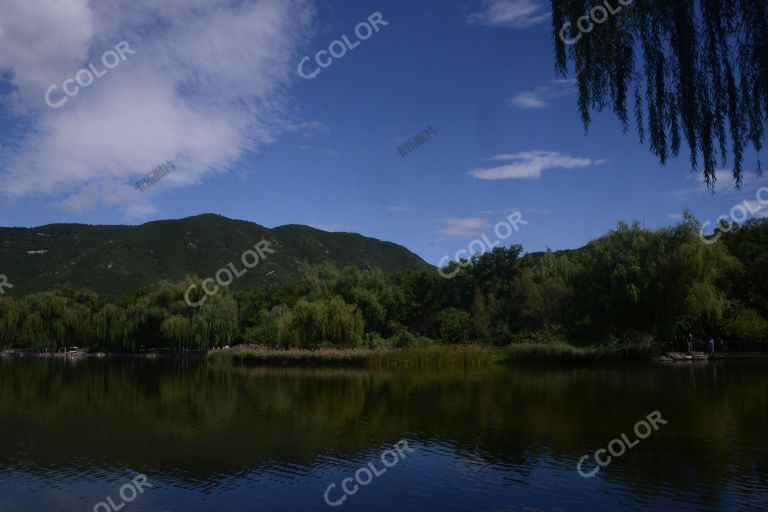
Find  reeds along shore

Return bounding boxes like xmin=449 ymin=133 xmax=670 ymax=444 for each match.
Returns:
xmin=206 ymin=342 xmax=655 ymax=368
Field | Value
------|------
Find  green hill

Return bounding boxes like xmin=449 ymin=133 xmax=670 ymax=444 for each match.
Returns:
xmin=0 ymin=214 xmax=431 ymax=297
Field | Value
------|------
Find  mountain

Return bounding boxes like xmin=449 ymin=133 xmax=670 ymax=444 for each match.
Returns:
xmin=0 ymin=214 xmax=431 ymax=297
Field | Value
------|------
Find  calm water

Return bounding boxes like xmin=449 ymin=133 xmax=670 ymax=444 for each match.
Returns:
xmin=0 ymin=358 xmax=766 ymax=512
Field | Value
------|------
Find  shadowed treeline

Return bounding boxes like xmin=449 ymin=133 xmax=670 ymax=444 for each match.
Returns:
xmin=1 ymin=217 xmax=767 ymax=352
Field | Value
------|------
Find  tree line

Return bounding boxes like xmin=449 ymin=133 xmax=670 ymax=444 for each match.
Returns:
xmin=1 ymin=216 xmax=766 ymax=352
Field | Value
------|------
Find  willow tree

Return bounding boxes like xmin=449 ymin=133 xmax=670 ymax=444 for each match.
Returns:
xmin=552 ymin=0 xmax=768 ymax=187
xmin=277 ymin=297 xmax=364 ymax=348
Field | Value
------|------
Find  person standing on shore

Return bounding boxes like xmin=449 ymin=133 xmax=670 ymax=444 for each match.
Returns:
xmin=687 ymin=334 xmax=694 ymax=354
xmin=707 ymin=337 xmax=715 ymax=355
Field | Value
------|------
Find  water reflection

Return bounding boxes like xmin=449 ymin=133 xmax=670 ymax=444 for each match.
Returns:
xmin=0 ymin=358 xmax=765 ymax=511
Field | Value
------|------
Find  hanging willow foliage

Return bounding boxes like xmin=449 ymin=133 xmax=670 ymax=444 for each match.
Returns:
xmin=277 ymin=297 xmax=364 ymax=348
xmin=551 ymin=0 xmax=768 ymax=188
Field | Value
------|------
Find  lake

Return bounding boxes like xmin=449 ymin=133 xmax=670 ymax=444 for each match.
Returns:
xmin=0 ymin=358 xmax=766 ymax=511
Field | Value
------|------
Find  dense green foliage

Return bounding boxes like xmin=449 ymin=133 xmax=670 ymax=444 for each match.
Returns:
xmin=0 ymin=214 xmax=429 ymax=297
xmin=1 ymin=217 xmax=767 ymax=352
xmin=552 ymin=0 xmax=768 ymax=186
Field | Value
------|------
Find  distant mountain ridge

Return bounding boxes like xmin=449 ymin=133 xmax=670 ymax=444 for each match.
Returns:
xmin=0 ymin=214 xmax=431 ymax=297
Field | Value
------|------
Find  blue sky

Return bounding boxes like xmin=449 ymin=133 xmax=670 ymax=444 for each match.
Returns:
xmin=1 ymin=0 xmax=766 ymax=266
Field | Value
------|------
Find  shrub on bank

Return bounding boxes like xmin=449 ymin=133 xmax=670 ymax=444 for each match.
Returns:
xmin=502 ymin=339 xmax=654 ymax=363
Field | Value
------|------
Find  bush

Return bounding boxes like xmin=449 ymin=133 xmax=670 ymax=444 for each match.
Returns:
xmin=390 ymin=329 xmax=416 ymax=348
xmin=507 ymin=327 xmax=565 ymax=345
xmin=411 ymin=336 xmax=436 ymax=348
xmin=437 ymin=308 xmax=472 ymax=343
xmin=358 ymin=331 xmax=385 ymax=348
xmin=723 ymin=309 xmax=768 ymax=341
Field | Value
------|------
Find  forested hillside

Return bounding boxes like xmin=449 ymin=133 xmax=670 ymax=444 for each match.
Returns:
xmin=0 ymin=214 xmax=430 ymax=297
xmin=0 ymin=217 xmax=766 ymax=352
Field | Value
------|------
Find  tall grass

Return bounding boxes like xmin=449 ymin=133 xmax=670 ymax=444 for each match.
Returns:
xmin=502 ymin=341 xmax=653 ymax=363
xmin=367 ymin=344 xmax=504 ymax=369
xmin=207 ymin=341 xmax=654 ymax=368
xmin=208 ymin=344 xmax=505 ymax=368
xmin=207 ymin=346 xmax=372 ymax=367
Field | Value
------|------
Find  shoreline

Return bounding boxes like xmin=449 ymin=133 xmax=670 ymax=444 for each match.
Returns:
xmin=0 ymin=350 xmax=207 ymax=360
xmin=206 ymin=345 xmax=768 ymax=368
xmin=3 ymin=346 xmax=767 ymax=366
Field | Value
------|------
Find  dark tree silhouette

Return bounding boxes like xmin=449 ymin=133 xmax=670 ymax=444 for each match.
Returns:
xmin=551 ymin=0 xmax=767 ymax=188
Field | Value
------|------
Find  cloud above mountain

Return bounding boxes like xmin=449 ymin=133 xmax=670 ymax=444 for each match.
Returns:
xmin=467 ymin=0 xmax=549 ymax=28
xmin=470 ymin=151 xmax=605 ymax=180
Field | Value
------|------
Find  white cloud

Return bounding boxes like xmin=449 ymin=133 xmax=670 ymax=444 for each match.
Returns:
xmin=510 ymin=79 xmax=575 ymax=109
xmin=667 ymin=212 xmax=684 ymax=221
xmin=468 ymin=0 xmax=549 ymax=28
xmin=439 ymin=217 xmax=492 ymax=236
xmin=0 ymin=0 xmax=95 ymax=99
xmin=510 ymin=91 xmax=548 ymax=109
xmin=666 ymin=169 xmax=765 ymax=200
xmin=469 ymin=150 xmax=599 ymax=180
xmin=0 ymin=0 xmax=315 ymax=216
